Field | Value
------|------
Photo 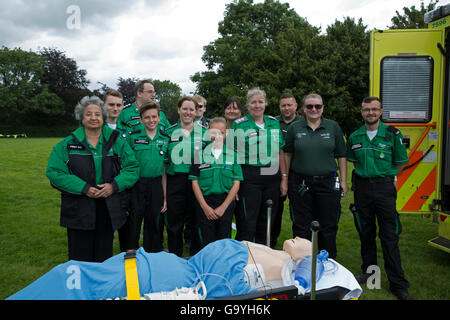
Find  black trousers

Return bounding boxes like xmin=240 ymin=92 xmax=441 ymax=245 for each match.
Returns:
xmin=195 ymin=193 xmax=235 ymax=248
xmin=166 ymin=173 xmax=199 ymax=256
xmin=235 ymin=165 xmax=280 ymax=245
xmin=67 ymin=199 xmax=114 ymax=262
xmin=272 ymin=194 xmax=287 ymax=248
xmin=288 ymin=171 xmax=341 ymax=259
xmin=117 ymin=189 xmax=136 ymax=252
xmin=131 ymin=177 xmax=164 ymax=253
xmin=353 ymin=175 xmax=409 ymax=291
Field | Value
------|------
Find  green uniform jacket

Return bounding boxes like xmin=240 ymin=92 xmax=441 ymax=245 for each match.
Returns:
xmin=165 ymin=122 xmax=208 ymax=175
xmin=188 ymin=146 xmax=243 ymax=196
xmin=346 ymin=122 xmax=409 ymax=178
xmin=126 ymin=126 xmax=170 ymax=178
xmin=116 ymin=101 xmax=171 ymax=133
xmin=230 ymin=114 xmax=285 ymax=167
xmin=46 ymin=125 xmax=140 ymax=230
xmin=284 ymin=117 xmax=346 ymax=176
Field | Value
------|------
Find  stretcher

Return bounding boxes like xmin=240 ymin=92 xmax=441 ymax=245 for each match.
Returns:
xmin=7 ymin=203 xmax=361 ymax=300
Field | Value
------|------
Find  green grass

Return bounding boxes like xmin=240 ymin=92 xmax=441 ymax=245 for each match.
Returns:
xmin=0 ymin=138 xmax=449 ymax=300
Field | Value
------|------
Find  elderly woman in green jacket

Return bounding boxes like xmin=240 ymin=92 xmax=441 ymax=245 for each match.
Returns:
xmin=46 ymin=96 xmax=140 ymax=262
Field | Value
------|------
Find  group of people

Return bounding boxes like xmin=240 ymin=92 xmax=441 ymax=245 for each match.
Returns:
xmin=46 ymin=79 xmax=413 ymax=300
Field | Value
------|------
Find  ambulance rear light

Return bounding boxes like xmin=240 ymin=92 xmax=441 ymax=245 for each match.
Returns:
xmin=424 ymin=3 xmax=450 ymax=24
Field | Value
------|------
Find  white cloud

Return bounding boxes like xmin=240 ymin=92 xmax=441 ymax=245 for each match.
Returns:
xmin=1 ymin=0 xmax=447 ymax=94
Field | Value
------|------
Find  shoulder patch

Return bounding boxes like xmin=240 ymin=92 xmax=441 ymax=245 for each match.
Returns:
xmin=122 ymin=103 xmax=133 ymax=110
xmin=166 ymin=123 xmax=178 ymax=131
xmin=195 ymin=120 xmax=207 ymax=129
xmin=235 ymin=116 xmax=248 ymax=124
xmin=266 ymin=115 xmax=277 ymax=121
xmin=128 ymin=129 xmax=142 ymax=135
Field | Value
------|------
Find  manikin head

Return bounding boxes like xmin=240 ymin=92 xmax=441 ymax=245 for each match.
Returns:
xmin=282 ymin=237 xmax=312 ymax=261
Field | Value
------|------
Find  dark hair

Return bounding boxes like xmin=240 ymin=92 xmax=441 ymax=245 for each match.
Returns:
xmin=178 ymin=96 xmax=198 ymax=109
xmin=135 ymin=79 xmax=154 ymax=95
xmin=139 ymin=101 xmax=160 ymax=118
xmin=224 ymin=97 xmax=242 ymax=110
xmin=362 ymin=96 xmax=382 ymax=105
xmin=280 ymin=93 xmax=296 ymax=102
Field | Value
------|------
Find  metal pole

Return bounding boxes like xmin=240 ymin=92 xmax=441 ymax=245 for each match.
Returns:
xmin=310 ymin=221 xmax=320 ymax=300
xmin=266 ymin=199 xmax=273 ymax=247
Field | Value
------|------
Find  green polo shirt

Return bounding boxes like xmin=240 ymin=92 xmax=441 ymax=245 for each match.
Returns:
xmin=346 ymin=122 xmax=409 ymax=178
xmin=276 ymin=114 xmax=301 ymax=140
xmin=126 ymin=126 xmax=169 ymax=178
xmin=165 ymin=122 xmax=208 ymax=175
xmin=284 ymin=117 xmax=346 ymax=175
xmin=188 ymin=146 xmax=243 ymax=196
xmin=230 ymin=114 xmax=285 ymax=167
xmin=116 ymin=101 xmax=171 ymax=133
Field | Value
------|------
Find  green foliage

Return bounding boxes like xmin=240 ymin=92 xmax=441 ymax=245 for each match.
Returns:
xmin=389 ymin=0 xmax=439 ymax=29
xmin=153 ymin=79 xmax=182 ymax=123
xmin=191 ymin=0 xmax=369 ymax=135
xmin=0 ymin=47 xmax=65 ymax=125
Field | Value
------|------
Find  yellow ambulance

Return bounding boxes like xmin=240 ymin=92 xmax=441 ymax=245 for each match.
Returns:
xmin=370 ymin=4 xmax=450 ymax=253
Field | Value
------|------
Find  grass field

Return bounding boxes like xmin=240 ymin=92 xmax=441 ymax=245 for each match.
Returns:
xmin=0 ymin=138 xmax=449 ymax=300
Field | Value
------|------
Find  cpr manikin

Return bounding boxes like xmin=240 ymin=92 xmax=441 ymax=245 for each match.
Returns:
xmin=242 ymin=237 xmax=312 ymax=292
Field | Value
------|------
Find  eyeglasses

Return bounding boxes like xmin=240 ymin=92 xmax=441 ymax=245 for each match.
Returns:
xmin=196 ymin=104 xmax=205 ymax=110
xmin=305 ymin=104 xmax=323 ymax=110
xmin=361 ymin=108 xmax=382 ymax=113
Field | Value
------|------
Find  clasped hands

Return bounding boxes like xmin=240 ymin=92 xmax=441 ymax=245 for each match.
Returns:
xmin=86 ymin=183 xmax=114 ymax=198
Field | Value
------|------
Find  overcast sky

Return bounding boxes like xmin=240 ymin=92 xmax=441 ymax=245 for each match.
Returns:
xmin=0 ymin=0 xmax=446 ymax=94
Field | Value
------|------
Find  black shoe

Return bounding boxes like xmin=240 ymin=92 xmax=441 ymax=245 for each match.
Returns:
xmin=391 ymin=289 xmax=414 ymax=300
xmin=355 ymin=273 xmax=370 ymax=284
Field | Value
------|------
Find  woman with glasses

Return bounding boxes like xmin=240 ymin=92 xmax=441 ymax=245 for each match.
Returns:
xmin=283 ymin=93 xmax=347 ymax=259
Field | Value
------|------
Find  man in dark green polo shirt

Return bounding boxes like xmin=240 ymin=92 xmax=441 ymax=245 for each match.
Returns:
xmin=347 ymin=96 xmax=412 ymax=300
xmin=189 ymin=117 xmax=243 ymax=248
xmin=126 ymin=101 xmax=170 ymax=252
xmin=116 ymin=80 xmax=170 ymax=134
xmin=273 ymin=93 xmax=301 ymax=247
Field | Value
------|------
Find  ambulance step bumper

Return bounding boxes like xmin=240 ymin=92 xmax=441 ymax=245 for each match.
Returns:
xmin=428 ymin=236 xmax=450 ymax=253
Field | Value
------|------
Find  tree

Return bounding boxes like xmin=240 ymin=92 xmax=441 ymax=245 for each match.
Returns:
xmin=322 ymin=17 xmax=370 ymax=135
xmin=117 ymin=77 xmax=139 ymax=106
xmin=153 ymin=79 xmax=182 ymax=123
xmin=191 ymin=0 xmax=321 ymax=116
xmin=389 ymin=0 xmax=439 ymax=29
xmin=39 ymin=47 xmax=91 ymax=124
xmin=0 ymin=47 xmax=64 ymax=125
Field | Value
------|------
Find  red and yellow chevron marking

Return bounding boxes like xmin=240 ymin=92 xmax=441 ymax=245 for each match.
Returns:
xmin=397 ymin=151 xmax=437 ymax=212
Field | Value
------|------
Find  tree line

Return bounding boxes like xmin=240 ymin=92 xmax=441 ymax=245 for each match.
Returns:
xmin=0 ymin=0 xmax=438 ymax=135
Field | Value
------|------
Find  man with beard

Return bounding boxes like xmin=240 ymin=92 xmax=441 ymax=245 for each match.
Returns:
xmin=346 ymin=96 xmax=412 ymax=300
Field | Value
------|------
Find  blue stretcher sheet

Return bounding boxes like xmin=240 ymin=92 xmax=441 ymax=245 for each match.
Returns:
xmin=7 ymin=239 xmax=252 ymax=300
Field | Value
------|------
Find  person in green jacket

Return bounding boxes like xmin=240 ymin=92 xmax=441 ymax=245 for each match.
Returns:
xmin=46 ymin=96 xmax=140 ymax=262
xmin=126 ymin=101 xmax=170 ymax=252
xmin=116 ymin=80 xmax=171 ymax=133
xmin=189 ymin=117 xmax=243 ymax=248
xmin=230 ymin=87 xmax=288 ymax=246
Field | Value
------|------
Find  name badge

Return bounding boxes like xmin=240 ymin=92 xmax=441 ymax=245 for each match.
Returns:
xmin=134 ymin=139 xmax=149 ymax=145
xmin=67 ymin=144 xmax=84 ymax=150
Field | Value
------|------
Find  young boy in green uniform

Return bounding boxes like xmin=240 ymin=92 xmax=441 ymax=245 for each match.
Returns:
xmin=189 ymin=117 xmax=243 ymax=248
xmin=126 ymin=101 xmax=169 ymax=252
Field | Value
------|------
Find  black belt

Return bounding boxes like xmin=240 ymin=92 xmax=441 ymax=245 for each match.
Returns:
xmin=355 ymin=175 xmax=394 ymax=183
xmin=294 ymin=172 xmax=335 ymax=181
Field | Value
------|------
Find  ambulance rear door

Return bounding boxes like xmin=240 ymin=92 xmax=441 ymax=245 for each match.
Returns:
xmin=370 ymin=28 xmax=444 ymax=214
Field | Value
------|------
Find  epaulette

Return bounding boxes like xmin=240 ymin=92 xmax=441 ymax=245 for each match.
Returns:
xmin=128 ymin=129 xmax=142 ymax=136
xmin=122 ymin=103 xmax=133 ymax=110
xmin=195 ymin=120 xmax=207 ymax=129
xmin=266 ymin=115 xmax=277 ymax=121
xmin=166 ymin=123 xmax=178 ymax=131
xmin=387 ymin=126 xmax=400 ymax=136
xmin=235 ymin=116 xmax=248 ymax=124
xmin=120 ymin=120 xmax=132 ymax=128
xmin=159 ymin=127 xmax=170 ymax=138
